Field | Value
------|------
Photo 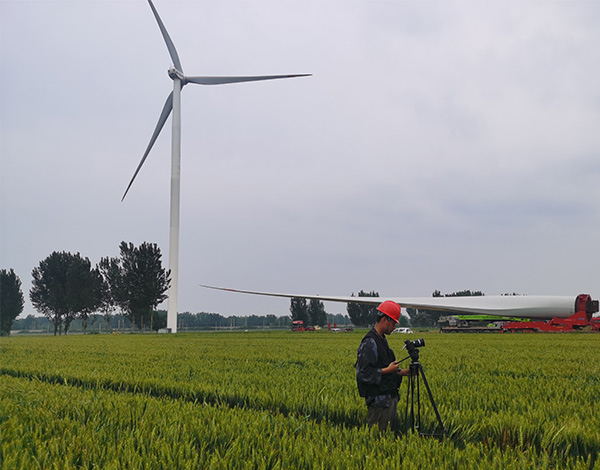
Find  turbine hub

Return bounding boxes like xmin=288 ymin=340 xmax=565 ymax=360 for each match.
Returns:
xmin=168 ymin=67 xmax=184 ymax=81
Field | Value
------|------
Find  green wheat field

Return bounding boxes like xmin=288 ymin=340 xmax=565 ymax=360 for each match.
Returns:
xmin=1 ymin=331 xmax=599 ymax=469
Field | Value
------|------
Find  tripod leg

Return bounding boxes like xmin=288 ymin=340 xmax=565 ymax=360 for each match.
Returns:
xmin=404 ymin=364 xmax=422 ymax=433
xmin=410 ymin=376 xmax=415 ymax=431
xmin=418 ymin=366 xmax=446 ymax=437
xmin=416 ymin=366 xmax=421 ymax=431
xmin=404 ymin=374 xmax=412 ymax=432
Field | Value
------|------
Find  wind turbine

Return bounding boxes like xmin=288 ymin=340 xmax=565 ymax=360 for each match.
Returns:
xmin=122 ymin=0 xmax=310 ymax=333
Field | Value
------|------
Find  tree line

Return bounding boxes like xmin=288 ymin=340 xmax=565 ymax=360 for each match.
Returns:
xmin=0 ymin=241 xmax=170 ymax=336
xmin=407 ymin=289 xmax=486 ymax=327
xmin=288 ymin=290 xmax=411 ymax=328
xmin=11 ymin=309 xmax=351 ymax=334
xmin=178 ymin=311 xmax=349 ymax=330
xmin=2 ymin=245 xmax=487 ymax=334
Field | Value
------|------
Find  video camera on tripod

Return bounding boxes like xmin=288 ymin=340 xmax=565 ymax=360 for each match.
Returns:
xmin=399 ymin=338 xmax=447 ymax=438
xmin=403 ymin=338 xmax=425 ymax=361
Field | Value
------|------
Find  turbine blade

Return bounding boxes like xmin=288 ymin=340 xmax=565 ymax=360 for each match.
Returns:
xmin=184 ymin=73 xmax=311 ymax=85
xmin=122 ymin=92 xmax=173 ymax=201
xmin=147 ymin=0 xmax=183 ymax=73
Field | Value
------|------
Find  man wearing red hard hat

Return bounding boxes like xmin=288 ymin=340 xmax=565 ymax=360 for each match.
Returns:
xmin=355 ymin=300 xmax=410 ymax=432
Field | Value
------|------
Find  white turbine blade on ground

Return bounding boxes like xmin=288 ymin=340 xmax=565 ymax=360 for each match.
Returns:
xmin=122 ymin=92 xmax=173 ymax=201
xmin=185 ymin=74 xmax=311 ymax=85
xmin=199 ymin=284 xmax=578 ymax=319
xmin=148 ymin=0 xmax=183 ymax=72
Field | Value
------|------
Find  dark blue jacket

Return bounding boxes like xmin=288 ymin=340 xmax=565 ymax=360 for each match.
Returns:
xmin=356 ymin=328 xmax=402 ymax=399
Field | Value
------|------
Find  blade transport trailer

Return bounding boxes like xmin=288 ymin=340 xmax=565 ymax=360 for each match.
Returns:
xmin=440 ymin=294 xmax=600 ymax=333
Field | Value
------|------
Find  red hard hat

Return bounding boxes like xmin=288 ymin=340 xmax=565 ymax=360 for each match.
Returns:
xmin=377 ymin=300 xmax=401 ymax=323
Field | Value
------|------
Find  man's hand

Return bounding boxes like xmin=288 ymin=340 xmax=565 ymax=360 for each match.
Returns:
xmin=382 ymin=361 xmax=399 ymax=374
xmin=397 ymin=368 xmax=411 ymax=377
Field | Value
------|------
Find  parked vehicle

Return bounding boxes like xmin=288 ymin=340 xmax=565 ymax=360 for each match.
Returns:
xmin=393 ymin=327 xmax=413 ymax=334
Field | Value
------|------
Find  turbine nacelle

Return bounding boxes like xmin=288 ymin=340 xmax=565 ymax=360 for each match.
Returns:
xmin=168 ymin=67 xmax=185 ymax=82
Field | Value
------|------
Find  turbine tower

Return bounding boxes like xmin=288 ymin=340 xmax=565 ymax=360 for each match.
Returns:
xmin=122 ymin=0 xmax=310 ymax=333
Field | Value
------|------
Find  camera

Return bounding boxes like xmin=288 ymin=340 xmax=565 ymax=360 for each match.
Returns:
xmin=405 ymin=338 xmax=425 ymax=350
xmin=404 ymin=338 xmax=425 ymax=361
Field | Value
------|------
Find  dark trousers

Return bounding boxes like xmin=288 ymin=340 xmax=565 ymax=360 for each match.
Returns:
xmin=366 ymin=397 xmax=399 ymax=432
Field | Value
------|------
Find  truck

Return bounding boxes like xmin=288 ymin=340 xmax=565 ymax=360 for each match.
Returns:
xmin=291 ymin=320 xmax=315 ymax=332
xmin=439 ymin=315 xmax=504 ymax=333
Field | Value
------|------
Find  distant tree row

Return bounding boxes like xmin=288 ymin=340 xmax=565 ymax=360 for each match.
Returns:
xmin=178 ymin=311 xmax=292 ymax=330
xmin=13 ymin=312 xmax=139 ymax=334
xmin=288 ymin=290 xmax=410 ymax=328
xmin=11 ymin=310 xmax=283 ymax=333
xmin=406 ymin=289 xmax=485 ymax=327
xmin=1 ymin=242 xmax=170 ymax=335
xmin=179 ymin=310 xmax=350 ymax=330
xmin=11 ymin=309 xmax=351 ymax=333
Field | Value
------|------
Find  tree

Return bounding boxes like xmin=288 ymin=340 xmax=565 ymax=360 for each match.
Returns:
xmin=97 ymin=257 xmax=122 ymax=331
xmin=0 ymin=269 xmax=24 ymax=335
xmin=78 ymin=267 xmax=104 ymax=334
xmin=290 ymin=297 xmax=309 ymax=325
xmin=347 ymin=290 xmax=380 ymax=327
xmin=66 ymin=256 xmax=103 ymax=334
xmin=102 ymin=242 xmax=171 ymax=331
xmin=151 ymin=310 xmax=167 ymax=331
xmin=308 ymin=299 xmax=327 ymax=327
xmin=30 ymin=251 xmax=72 ymax=335
xmin=30 ymin=252 xmax=103 ymax=335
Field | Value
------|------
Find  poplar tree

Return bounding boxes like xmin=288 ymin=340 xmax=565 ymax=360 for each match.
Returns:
xmin=101 ymin=242 xmax=170 ymax=331
xmin=290 ymin=297 xmax=309 ymax=326
xmin=346 ymin=290 xmax=380 ymax=327
xmin=308 ymin=299 xmax=327 ymax=327
xmin=0 ymin=268 xmax=24 ymax=335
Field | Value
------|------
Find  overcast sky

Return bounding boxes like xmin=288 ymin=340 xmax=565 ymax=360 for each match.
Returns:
xmin=2 ymin=0 xmax=599 ymax=318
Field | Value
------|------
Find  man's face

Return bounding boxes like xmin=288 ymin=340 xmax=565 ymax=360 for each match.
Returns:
xmin=384 ymin=316 xmax=396 ymax=334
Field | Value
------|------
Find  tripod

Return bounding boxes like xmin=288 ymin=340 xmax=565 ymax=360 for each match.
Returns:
xmin=399 ymin=349 xmax=446 ymax=438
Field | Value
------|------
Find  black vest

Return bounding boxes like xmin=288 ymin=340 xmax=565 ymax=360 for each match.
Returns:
xmin=357 ymin=329 xmax=401 ymax=398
